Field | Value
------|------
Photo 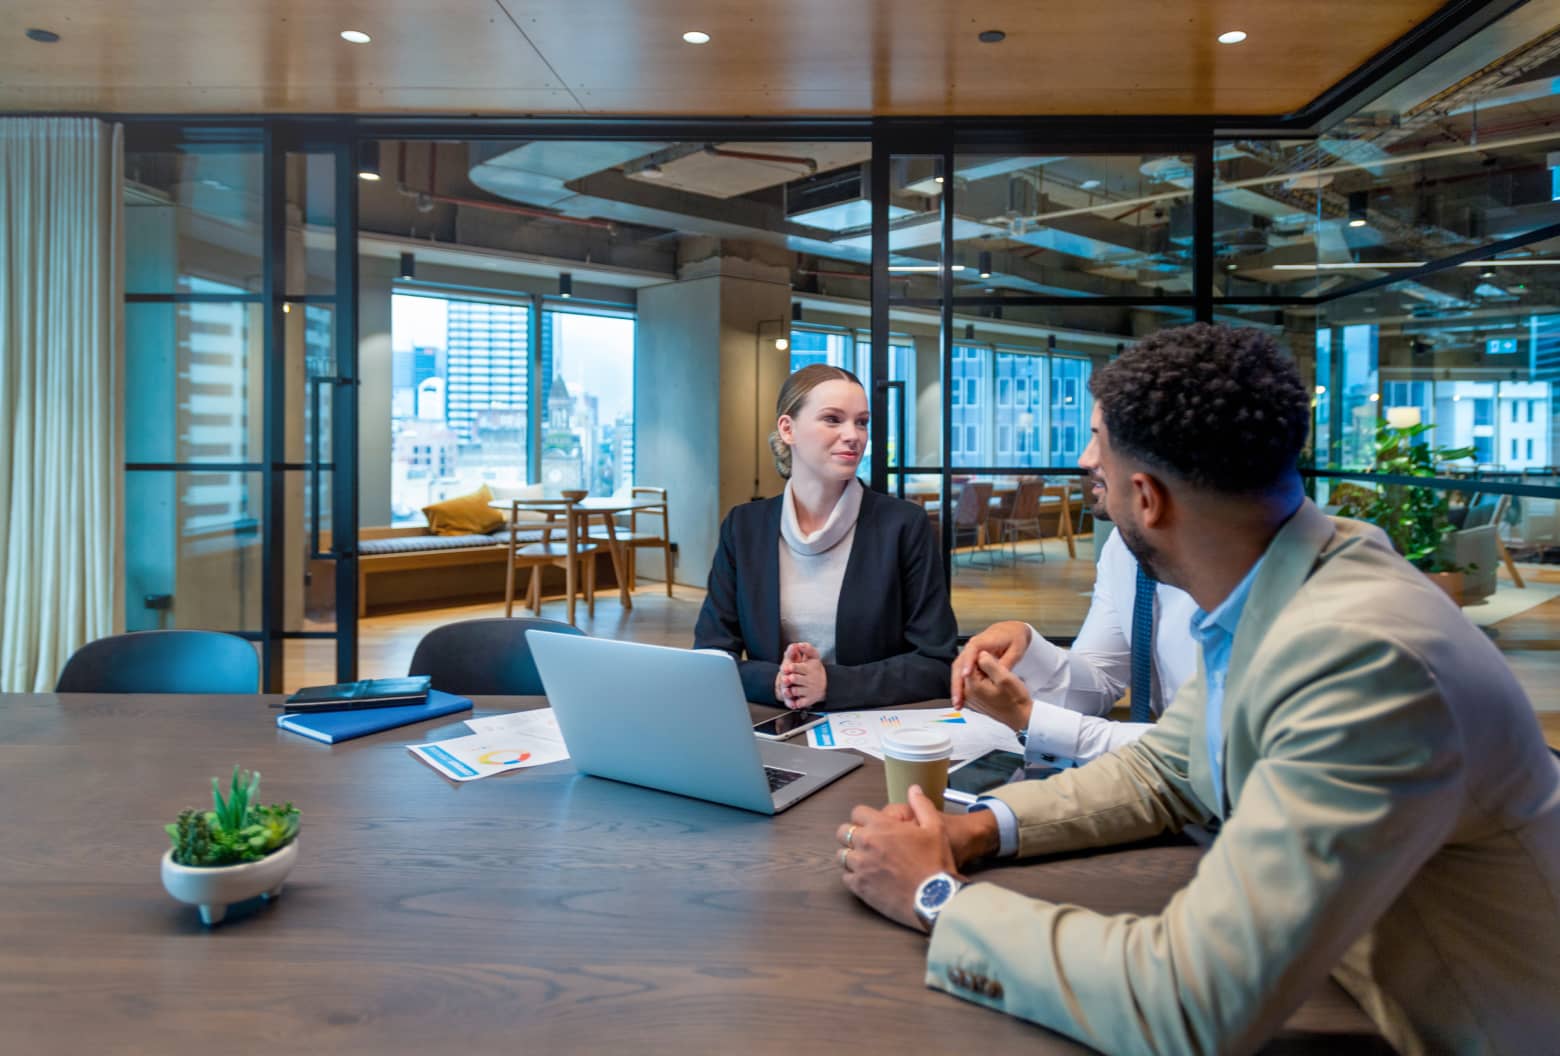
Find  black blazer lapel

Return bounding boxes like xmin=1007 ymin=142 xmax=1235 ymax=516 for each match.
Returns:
xmin=833 ymin=483 xmax=877 ymax=666
xmin=750 ymin=497 xmax=784 ymax=662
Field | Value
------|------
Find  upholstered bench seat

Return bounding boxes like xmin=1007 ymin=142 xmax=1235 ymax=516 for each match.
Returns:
xmin=311 ymin=525 xmax=611 ymax=616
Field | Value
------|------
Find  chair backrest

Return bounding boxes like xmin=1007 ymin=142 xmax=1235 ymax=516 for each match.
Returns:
xmin=1462 ymin=492 xmax=1509 ymax=530
xmin=55 ymin=630 xmax=260 ymax=694
xmin=953 ymin=481 xmax=993 ymax=527
xmin=630 ymin=486 xmax=669 ymax=536
xmin=408 ymin=617 xmax=585 ymax=696
xmin=1009 ymin=479 xmax=1047 ymax=520
xmin=989 ymin=486 xmax=1017 ymax=518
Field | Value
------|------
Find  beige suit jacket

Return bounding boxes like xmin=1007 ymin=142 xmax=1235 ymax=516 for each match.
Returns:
xmin=927 ymin=501 xmax=1560 ymax=1055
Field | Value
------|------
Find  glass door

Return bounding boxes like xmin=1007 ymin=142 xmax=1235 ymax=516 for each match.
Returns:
xmin=122 ymin=125 xmax=357 ymax=692
xmin=279 ymin=130 xmax=359 ymax=690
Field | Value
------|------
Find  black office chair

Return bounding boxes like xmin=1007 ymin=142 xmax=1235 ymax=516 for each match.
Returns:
xmin=55 ymin=630 xmax=260 ymax=694
xmin=407 ymin=617 xmax=584 ymax=696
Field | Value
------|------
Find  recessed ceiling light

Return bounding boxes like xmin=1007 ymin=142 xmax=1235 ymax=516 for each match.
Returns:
xmin=933 ymin=176 xmax=945 ymax=184
xmin=1348 ymin=218 xmax=1367 ymax=228
xmin=1080 ymin=179 xmax=1101 ymax=190
xmin=25 ymin=28 xmax=60 ymax=43
xmin=1218 ymin=30 xmax=1247 ymax=45
xmin=340 ymin=30 xmax=371 ymax=44
xmin=978 ymin=30 xmax=1006 ymax=44
xmin=682 ymin=30 xmax=710 ymax=44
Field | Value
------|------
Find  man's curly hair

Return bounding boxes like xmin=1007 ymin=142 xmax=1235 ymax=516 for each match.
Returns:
xmin=1090 ymin=323 xmax=1310 ymax=495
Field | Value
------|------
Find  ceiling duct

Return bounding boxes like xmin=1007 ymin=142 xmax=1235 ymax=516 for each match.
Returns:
xmin=621 ymin=141 xmax=869 ymax=199
xmin=786 ymin=164 xmax=916 ymax=232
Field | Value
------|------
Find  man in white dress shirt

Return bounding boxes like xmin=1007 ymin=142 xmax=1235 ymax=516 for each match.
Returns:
xmin=952 ymin=528 xmax=1198 ymax=767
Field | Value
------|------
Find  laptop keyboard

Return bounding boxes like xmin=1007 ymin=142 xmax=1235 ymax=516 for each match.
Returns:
xmin=764 ymin=766 xmax=806 ymax=793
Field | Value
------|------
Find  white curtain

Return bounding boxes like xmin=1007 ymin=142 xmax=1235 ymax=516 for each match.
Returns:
xmin=0 ymin=118 xmax=124 ymax=691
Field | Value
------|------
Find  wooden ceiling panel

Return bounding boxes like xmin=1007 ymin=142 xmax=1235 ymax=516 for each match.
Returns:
xmin=0 ymin=0 xmax=576 ymax=113
xmin=0 ymin=0 xmax=1454 ymax=116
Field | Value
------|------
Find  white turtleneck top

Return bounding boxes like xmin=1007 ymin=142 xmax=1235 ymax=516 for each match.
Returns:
xmin=777 ymin=479 xmax=863 ymax=663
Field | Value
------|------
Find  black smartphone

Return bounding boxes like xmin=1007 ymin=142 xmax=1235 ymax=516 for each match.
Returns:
xmin=752 ymin=710 xmax=826 ymax=740
xmin=945 ymin=748 xmax=1036 ymax=804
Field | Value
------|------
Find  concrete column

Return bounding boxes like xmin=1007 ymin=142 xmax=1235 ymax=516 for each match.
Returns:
xmin=635 ymin=238 xmax=791 ymax=585
xmin=913 ymin=333 xmax=942 ymax=467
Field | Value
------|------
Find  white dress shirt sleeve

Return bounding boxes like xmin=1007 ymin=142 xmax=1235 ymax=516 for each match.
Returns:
xmin=1026 ymin=700 xmax=1154 ymax=765
xmin=969 ymin=799 xmax=1020 ymax=857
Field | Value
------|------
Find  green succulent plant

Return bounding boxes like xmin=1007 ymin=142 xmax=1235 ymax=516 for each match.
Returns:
xmin=165 ymin=767 xmax=300 ymax=867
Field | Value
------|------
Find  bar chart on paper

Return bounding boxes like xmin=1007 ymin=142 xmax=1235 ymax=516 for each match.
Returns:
xmin=806 ymin=709 xmax=1021 ymax=761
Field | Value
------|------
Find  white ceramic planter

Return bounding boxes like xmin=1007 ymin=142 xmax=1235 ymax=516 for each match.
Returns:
xmin=160 ymin=840 xmax=298 ymax=926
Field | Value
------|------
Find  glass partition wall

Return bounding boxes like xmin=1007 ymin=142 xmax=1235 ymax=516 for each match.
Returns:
xmin=874 ymin=141 xmax=1207 ymax=640
xmin=117 ymin=23 xmax=1560 ymax=724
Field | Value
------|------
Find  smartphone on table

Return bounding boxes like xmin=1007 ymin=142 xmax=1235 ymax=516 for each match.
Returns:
xmin=944 ymin=748 xmax=1064 ymax=808
xmin=753 ymin=710 xmax=827 ymax=740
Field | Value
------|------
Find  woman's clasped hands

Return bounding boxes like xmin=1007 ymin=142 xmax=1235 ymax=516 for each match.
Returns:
xmin=775 ymin=642 xmax=827 ymax=710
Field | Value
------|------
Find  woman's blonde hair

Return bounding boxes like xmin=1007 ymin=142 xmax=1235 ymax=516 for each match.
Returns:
xmin=768 ymin=364 xmax=864 ymax=479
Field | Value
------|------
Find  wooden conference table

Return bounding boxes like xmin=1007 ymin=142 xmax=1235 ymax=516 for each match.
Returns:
xmin=0 ymin=694 xmax=1387 ymax=1054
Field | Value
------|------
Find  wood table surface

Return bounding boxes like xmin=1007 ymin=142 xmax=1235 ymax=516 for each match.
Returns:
xmin=0 ymin=694 xmax=1387 ymax=1054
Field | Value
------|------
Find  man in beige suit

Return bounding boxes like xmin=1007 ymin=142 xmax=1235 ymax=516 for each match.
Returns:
xmin=833 ymin=323 xmax=1560 ymax=1055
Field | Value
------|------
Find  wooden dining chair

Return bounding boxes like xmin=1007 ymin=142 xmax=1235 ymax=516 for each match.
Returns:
xmin=928 ymin=481 xmax=994 ymax=567
xmin=504 ymin=500 xmax=600 ymax=626
xmin=588 ymin=486 xmax=674 ymax=597
xmin=985 ymin=485 xmax=1018 ymax=565
xmin=996 ymin=478 xmax=1049 ymax=562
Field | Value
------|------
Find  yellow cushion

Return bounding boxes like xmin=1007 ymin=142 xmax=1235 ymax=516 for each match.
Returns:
xmin=422 ymin=485 xmax=505 ymax=536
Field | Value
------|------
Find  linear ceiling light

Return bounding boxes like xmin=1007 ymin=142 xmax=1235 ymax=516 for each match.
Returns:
xmin=887 ymin=264 xmax=965 ymax=273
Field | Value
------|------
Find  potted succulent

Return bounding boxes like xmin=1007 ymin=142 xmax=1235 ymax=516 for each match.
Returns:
xmin=161 ymin=767 xmax=300 ymax=926
xmin=1334 ymin=420 xmax=1477 ymax=604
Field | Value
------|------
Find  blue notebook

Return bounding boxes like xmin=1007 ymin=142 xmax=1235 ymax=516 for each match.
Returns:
xmin=277 ymin=689 xmax=473 ymax=744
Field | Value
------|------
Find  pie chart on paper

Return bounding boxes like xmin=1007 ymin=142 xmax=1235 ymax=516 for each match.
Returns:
xmin=477 ymin=749 xmax=532 ymax=767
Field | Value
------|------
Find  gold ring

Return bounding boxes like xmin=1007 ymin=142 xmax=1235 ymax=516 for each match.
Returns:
xmin=844 ymin=825 xmax=857 ymax=849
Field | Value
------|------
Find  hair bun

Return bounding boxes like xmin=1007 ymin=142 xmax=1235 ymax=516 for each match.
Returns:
xmin=768 ymin=430 xmax=792 ymax=479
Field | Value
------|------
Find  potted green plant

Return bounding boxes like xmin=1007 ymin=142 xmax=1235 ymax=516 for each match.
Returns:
xmin=160 ymin=766 xmax=300 ymax=926
xmin=1334 ymin=420 xmax=1476 ymax=603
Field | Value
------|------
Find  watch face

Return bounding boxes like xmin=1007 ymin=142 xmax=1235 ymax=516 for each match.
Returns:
xmin=920 ymin=875 xmax=954 ymax=909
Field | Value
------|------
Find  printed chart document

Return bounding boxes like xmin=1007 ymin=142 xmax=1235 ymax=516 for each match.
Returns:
xmin=805 ymin=707 xmax=1021 ymax=761
xmin=409 ymin=708 xmax=569 ymax=782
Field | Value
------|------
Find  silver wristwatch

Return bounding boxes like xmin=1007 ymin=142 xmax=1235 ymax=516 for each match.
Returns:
xmin=913 ymin=872 xmax=964 ymax=931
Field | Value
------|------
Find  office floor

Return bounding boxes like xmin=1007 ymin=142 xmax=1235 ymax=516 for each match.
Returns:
xmin=287 ymin=534 xmax=1560 ymax=748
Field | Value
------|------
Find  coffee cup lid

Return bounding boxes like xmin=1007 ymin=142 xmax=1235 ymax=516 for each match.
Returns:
xmin=880 ymin=727 xmax=953 ymax=761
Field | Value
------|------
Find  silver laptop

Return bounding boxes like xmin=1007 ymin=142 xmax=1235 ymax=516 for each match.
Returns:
xmin=526 ymin=631 xmax=862 ymax=814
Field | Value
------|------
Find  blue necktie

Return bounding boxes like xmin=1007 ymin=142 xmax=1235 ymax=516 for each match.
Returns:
xmin=1130 ymin=565 xmax=1157 ymax=723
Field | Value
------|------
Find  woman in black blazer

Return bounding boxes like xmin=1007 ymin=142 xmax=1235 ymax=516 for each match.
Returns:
xmin=694 ymin=365 xmax=956 ymax=709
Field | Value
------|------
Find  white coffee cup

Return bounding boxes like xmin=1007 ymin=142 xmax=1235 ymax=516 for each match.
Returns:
xmin=881 ymin=728 xmax=954 ymax=811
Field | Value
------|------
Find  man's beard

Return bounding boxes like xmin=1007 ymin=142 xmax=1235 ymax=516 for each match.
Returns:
xmin=1087 ymin=476 xmax=1110 ymax=523
xmin=1114 ymin=516 xmax=1164 ymax=582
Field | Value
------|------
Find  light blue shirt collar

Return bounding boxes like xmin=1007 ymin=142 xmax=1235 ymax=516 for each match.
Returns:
xmin=1191 ymin=555 xmax=1264 ymax=642
xmin=1188 ymin=554 xmax=1266 ymax=818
